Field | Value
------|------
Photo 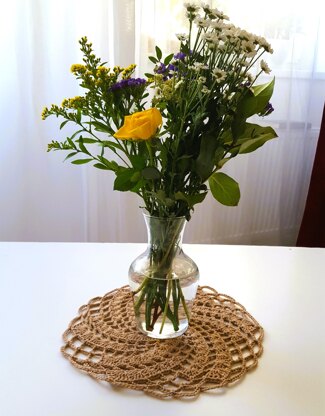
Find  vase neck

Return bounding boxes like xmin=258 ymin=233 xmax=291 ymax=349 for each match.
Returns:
xmin=143 ymin=214 xmax=187 ymax=253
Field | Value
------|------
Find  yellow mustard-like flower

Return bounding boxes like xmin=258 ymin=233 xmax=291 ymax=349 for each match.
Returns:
xmin=113 ymin=65 xmax=123 ymax=74
xmin=114 ymin=108 xmax=162 ymax=141
xmin=121 ymin=63 xmax=136 ymax=79
xmin=61 ymin=98 xmax=70 ymax=108
xmin=97 ymin=66 xmax=110 ymax=76
xmin=61 ymin=96 xmax=85 ymax=109
xmin=70 ymin=64 xmax=87 ymax=74
xmin=71 ymin=96 xmax=85 ymax=108
xmin=41 ymin=107 xmax=49 ymax=120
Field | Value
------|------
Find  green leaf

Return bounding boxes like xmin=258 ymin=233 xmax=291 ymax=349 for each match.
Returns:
xmin=114 ymin=168 xmax=136 ymax=192
xmin=237 ymin=78 xmax=275 ymax=119
xmin=66 ymin=137 xmax=77 ymax=149
xmin=64 ymin=151 xmax=78 ymax=161
xmin=155 ymin=46 xmax=162 ymax=61
xmin=75 ymin=138 xmax=98 ymax=144
xmin=252 ymin=78 xmax=275 ymax=97
xmin=101 ymin=140 xmax=121 ymax=152
xmin=94 ymin=163 xmax=110 ymax=170
xmin=195 ymin=133 xmax=220 ymax=181
xmin=231 ymin=118 xmax=246 ymax=141
xmin=209 ymin=172 xmax=240 ymax=206
xmin=76 ymin=108 xmax=82 ymax=123
xmin=238 ymin=124 xmax=278 ymax=154
xmin=164 ymin=53 xmax=174 ymax=65
xmin=130 ymin=171 xmax=141 ymax=182
xmin=153 ymin=190 xmax=175 ymax=207
xmin=175 ymin=191 xmax=208 ymax=209
xmin=91 ymin=121 xmax=111 ymax=133
xmin=71 ymin=158 xmax=93 ymax=165
xmin=217 ymin=157 xmax=232 ymax=169
xmin=78 ymin=138 xmax=90 ymax=155
xmin=60 ymin=120 xmax=69 ymax=130
xmin=97 ymin=156 xmax=119 ymax=171
xmin=69 ymin=129 xmax=85 ymax=141
xmin=131 ymin=179 xmax=146 ymax=192
xmin=141 ymin=166 xmax=161 ymax=180
xmin=149 ymin=56 xmax=158 ymax=64
xmin=129 ymin=154 xmax=146 ymax=170
xmin=227 ymin=123 xmax=278 ymax=154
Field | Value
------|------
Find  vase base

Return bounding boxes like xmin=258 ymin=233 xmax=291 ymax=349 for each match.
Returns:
xmin=136 ymin=320 xmax=189 ymax=339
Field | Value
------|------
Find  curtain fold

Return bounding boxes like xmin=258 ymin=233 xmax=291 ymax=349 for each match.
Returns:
xmin=0 ymin=0 xmax=324 ymax=245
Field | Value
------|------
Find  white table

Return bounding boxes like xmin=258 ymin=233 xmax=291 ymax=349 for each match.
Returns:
xmin=0 ymin=243 xmax=324 ymax=416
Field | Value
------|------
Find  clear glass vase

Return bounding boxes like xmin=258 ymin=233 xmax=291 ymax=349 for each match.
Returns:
xmin=128 ymin=213 xmax=199 ymax=339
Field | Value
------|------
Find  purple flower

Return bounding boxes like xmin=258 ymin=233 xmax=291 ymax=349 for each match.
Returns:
xmin=174 ymin=52 xmax=186 ymax=60
xmin=156 ymin=63 xmax=167 ymax=75
xmin=110 ymin=77 xmax=146 ymax=91
xmin=259 ymin=102 xmax=274 ymax=116
xmin=154 ymin=63 xmax=177 ymax=80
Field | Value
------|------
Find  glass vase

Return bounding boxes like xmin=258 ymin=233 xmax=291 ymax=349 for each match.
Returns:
xmin=128 ymin=213 xmax=199 ymax=339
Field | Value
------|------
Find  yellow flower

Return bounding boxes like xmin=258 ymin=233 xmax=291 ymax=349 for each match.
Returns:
xmin=121 ymin=63 xmax=136 ymax=79
xmin=70 ymin=64 xmax=86 ymax=74
xmin=41 ymin=107 xmax=49 ymax=120
xmin=96 ymin=66 xmax=110 ymax=77
xmin=114 ymin=108 xmax=162 ymax=140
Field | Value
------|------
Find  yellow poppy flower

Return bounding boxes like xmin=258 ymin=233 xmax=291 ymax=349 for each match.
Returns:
xmin=114 ymin=108 xmax=162 ymax=140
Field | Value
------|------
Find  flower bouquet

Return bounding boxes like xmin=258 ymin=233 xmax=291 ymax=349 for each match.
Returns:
xmin=42 ymin=2 xmax=277 ymax=338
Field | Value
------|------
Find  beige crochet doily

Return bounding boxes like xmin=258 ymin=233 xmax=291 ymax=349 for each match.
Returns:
xmin=62 ymin=285 xmax=263 ymax=399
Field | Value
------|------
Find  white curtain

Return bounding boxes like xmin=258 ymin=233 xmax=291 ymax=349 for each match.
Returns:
xmin=0 ymin=0 xmax=324 ymax=245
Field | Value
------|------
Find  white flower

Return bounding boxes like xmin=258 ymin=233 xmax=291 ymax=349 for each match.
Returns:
xmin=224 ymin=27 xmax=237 ymax=41
xmin=239 ymin=59 xmax=250 ymax=67
xmin=260 ymin=60 xmax=271 ymax=74
xmin=175 ymin=80 xmax=184 ymax=89
xmin=176 ymin=33 xmax=189 ymax=42
xmin=223 ymin=91 xmax=234 ymax=101
xmin=203 ymin=32 xmax=220 ymax=45
xmin=210 ymin=20 xmax=225 ymax=32
xmin=202 ymin=32 xmax=214 ymax=42
xmin=198 ymin=76 xmax=207 ymax=83
xmin=216 ymin=11 xmax=229 ymax=21
xmin=242 ymin=40 xmax=257 ymax=58
xmin=193 ymin=62 xmax=209 ymax=71
xmin=257 ymin=36 xmax=274 ymax=54
xmin=194 ymin=17 xmax=210 ymax=28
xmin=212 ymin=68 xmax=227 ymax=82
xmin=246 ymin=73 xmax=254 ymax=83
xmin=184 ymin=2 xmax=200 ymax=12
xmin=218 ymin=43 xmax=227 ymax=52
xmin=238 ymin=30 xmax=252 ymax=42
xmin=201 ymin=3 xmax=212 ymax=14
xmin=201 ymin=85 xmax=211 ymax=94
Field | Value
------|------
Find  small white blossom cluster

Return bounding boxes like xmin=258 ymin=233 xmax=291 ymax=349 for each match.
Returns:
xmin=195 ymin=18 xmax=273 ymax=57
xmin=153 ymin=2 xmax=273 ymax=109
xmin=260 ymin=59 xmax=271 ymax=74
xmin=199 ymin=3 xmax=229 ymax=20
xmin=176 ymin=33 xmax=189 ymax=42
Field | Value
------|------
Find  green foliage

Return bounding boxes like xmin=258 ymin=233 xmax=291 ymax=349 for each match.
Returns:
xmin=236 ymin=79 xmax=275 ymax=120
xmin=195 ymin=133 xmax=222 ymax=181
xmin=209 ymin=172 xmax=240 ymax=206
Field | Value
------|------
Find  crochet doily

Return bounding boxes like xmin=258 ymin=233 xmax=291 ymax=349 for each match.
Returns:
xmin=62 ymin=286 xmax=263 ymax=399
